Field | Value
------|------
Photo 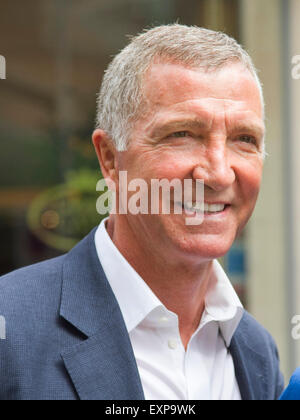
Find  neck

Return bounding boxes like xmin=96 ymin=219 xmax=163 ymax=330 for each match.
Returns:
xmin=106 ymin=215 xmax=216 ymax=349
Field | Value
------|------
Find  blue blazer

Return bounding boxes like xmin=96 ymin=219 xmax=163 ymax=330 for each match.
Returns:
xmin=0 ymin=229 xmax=284 ymax=400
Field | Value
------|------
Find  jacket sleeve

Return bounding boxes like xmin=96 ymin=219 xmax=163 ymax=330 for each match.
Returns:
xmin=279 ymin=367 xmax=300 ymax=400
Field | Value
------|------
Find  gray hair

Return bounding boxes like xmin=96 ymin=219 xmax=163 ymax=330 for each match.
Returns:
xmin=96 ymin=24 xmax=265 ymax=153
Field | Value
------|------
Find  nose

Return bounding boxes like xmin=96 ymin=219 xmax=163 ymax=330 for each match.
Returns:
xmin=192 ymin=140 xmax=235 ymax=192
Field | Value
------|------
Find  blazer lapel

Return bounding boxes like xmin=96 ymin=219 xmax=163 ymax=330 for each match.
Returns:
xmin=59 ymin=228 xmax=145 ymax=400
xmin=229 ymin=314 xmax=268 ymax=401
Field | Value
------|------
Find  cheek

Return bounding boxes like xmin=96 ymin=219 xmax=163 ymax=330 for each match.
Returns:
xmin=135 ymin=150 xmax=194 ymax=180
xmin=238 ymin=163 xmax=262 ymax=210
xmin=234 ymin=166 xmax=262 ymax=236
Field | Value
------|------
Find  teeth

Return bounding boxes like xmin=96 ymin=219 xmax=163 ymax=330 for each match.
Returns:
xmin=204 ymin=203 xmax=225 ymax=213
xmin=184 ymin=201 xmax=203 ymax=212
xmin=183 ymin=202 xmax=225 ymax=213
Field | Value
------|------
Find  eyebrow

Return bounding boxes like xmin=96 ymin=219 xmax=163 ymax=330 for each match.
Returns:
xmin=230 ymin=121 xmax=265 ymax=138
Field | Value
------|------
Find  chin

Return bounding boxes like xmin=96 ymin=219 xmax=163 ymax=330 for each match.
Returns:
xmin=172 ymin=235 xmax=235 ymax=262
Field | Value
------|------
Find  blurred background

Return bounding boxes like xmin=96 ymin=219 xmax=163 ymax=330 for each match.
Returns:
xmin=0 ymin=0 xmax=300 ymax=382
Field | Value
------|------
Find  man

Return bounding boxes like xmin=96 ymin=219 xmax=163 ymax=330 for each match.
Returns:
xmin=0 ymin=24 xmax=284 ymax=400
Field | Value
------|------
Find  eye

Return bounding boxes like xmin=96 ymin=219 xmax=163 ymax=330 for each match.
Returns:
xmin=237 ymin=135 xmax=257 ymax=145
xmin=170 ymin=131 xmax=189 ymax=138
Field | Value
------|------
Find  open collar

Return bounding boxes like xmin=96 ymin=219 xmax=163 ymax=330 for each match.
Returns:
xmin=95 ymin=218 xmax=243 ymax=347
xmin=94 ymin=218 xmax=162 ymax=333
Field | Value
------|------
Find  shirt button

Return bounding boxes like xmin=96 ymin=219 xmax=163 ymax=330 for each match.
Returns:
xmin=168 ymin=339 xmax=178 ymax=350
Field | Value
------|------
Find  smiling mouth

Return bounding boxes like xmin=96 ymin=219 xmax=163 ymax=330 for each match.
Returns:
xmin=175 ymin=202 xmax=230 ymax=214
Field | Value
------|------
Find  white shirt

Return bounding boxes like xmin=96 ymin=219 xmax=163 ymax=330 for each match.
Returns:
xmin=95 ymin=217 xmax=244 ymax=400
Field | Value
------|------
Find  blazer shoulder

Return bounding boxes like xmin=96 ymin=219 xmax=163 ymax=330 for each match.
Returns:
xmin=238 ymin=310 xmax=278 ymax=348
xmin=233 ymin=310 xmax=284 ymax=400
xmin=0 ymin=255 xmax=66 ymax=314
xmin=236 ymin=310 xmax=283 ymax=383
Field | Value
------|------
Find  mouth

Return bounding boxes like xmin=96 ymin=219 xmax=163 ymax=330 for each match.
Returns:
xmin=175 ymin=201 xmax=230 ymax=215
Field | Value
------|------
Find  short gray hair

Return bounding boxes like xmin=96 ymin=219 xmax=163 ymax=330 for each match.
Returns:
xmin=96 ymin=24 xmax=264 ymax=152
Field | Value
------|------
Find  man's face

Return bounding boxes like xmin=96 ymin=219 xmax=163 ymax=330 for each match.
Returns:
xmin=116 ymin=62 xmax=264 ymax=262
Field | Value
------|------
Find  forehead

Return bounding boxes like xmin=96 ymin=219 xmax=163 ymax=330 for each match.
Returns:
xmin=141 ymin=62 xmax=264 ymax=122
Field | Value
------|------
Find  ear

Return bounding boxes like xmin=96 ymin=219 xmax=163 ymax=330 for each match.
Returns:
xmin=92 ymin=129 xmax=118 ymax=182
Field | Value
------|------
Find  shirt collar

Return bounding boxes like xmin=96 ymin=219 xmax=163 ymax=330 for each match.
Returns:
xmin=95 ymin=217 xmax=244 ymax=346
xmin=202 ymin=260 xmax=244 ymax=347
xmin=95 ymin=217 xmax=163 ymax=333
